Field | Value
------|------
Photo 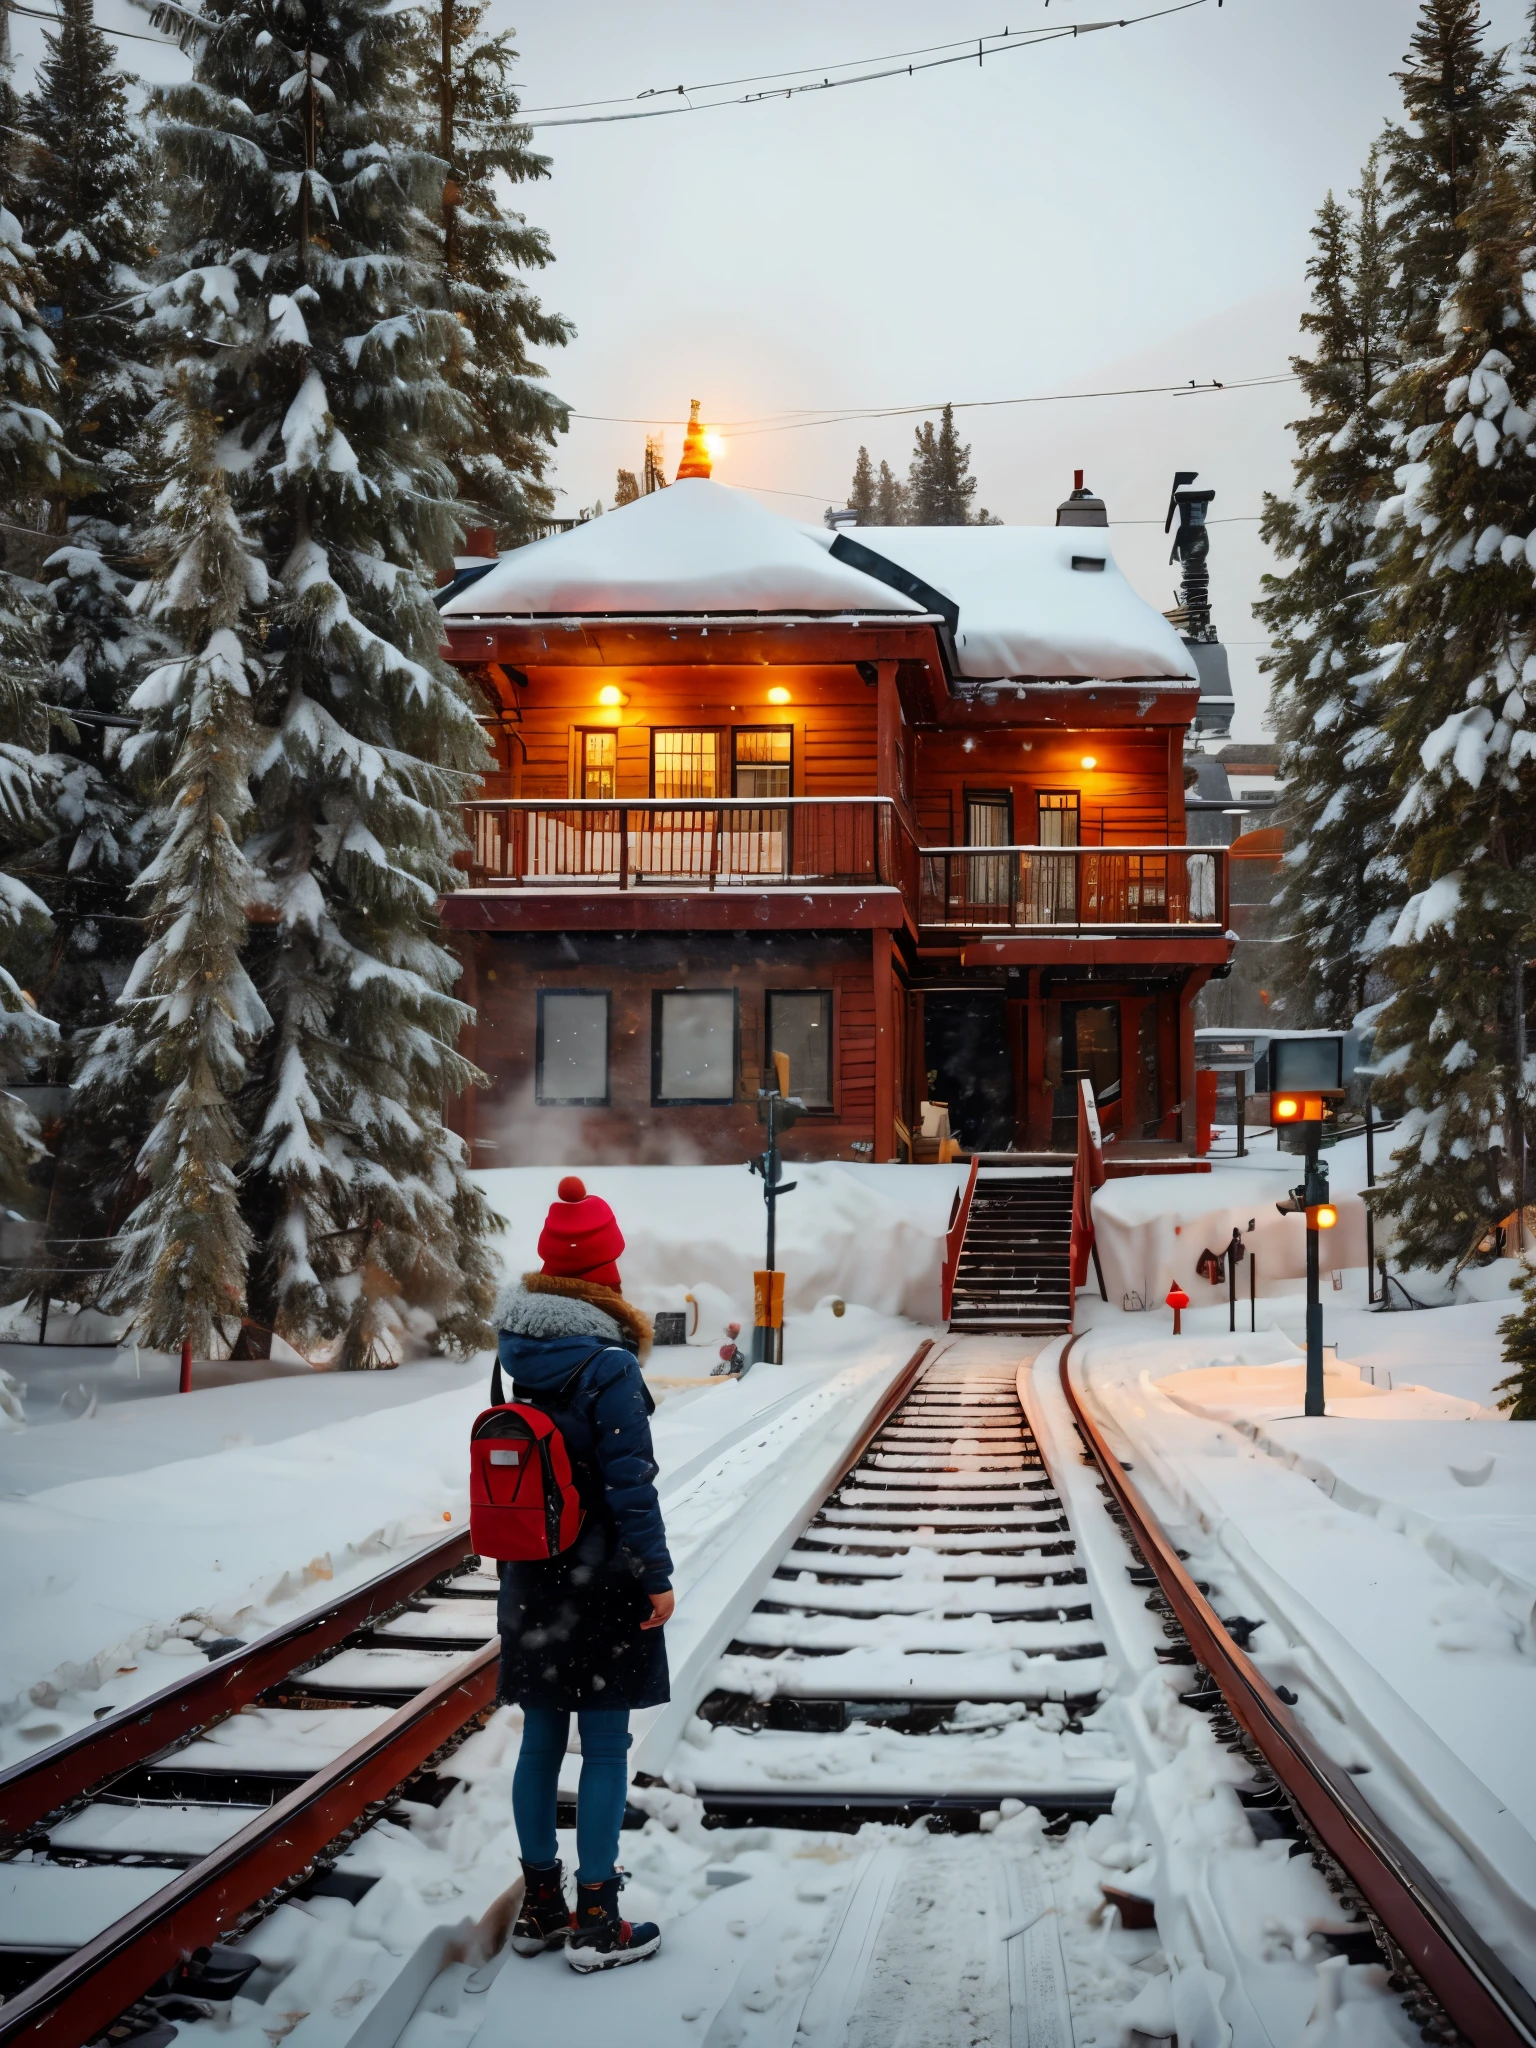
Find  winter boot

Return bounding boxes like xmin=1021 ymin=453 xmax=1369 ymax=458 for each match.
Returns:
xmin=510 ymin=1860 xmax=572 ymax=1955
xmin=565 ymin=1874 xmax=660 ymax=1972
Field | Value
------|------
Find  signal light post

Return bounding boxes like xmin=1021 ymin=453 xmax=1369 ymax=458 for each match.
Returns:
xmin=1272 ymin=1091 xmax=1342 ymax=1417
xmin=750 ymin=1052 xmax=805 ymax=1365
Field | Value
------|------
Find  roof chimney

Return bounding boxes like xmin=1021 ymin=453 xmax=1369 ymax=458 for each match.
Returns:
xmin=1056 ymin=472 xmax=1107 ymax=527
xmin=676 ymin=399 xmax=712 ymax=481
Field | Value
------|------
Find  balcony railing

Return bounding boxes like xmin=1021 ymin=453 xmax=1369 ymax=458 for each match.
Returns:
xmin=917 ymin=846 xmax=1228 ymax=929
xmin=463 ymin=797 xmax=904 ymax=890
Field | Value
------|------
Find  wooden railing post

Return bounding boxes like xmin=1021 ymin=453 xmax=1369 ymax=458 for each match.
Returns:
xmin=619 ymin=806 xmax=629 ymax=891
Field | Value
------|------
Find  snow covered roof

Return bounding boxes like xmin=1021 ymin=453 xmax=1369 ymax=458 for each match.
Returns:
xmin=440 ymin=479 xmax=1196 ymax=684
xmin=810 ymin=524 xmax=1197 ymax=683
xmin=439 ymin=479 xmax=926 ymax=622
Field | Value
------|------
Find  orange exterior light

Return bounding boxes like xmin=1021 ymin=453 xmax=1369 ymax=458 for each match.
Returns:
xmin=767 ymin=685 xmax=791 ymax=704
xmin=1310 ymin=1204 xmax=1338 ymax=1231
xmin=1081 ymin=754 xmax=1098 ymax=769
xmin=597 ymin=685 xmax=628 ymax=707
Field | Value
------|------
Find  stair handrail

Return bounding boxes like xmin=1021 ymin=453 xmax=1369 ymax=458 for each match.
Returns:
xmin=1069 ymin=1078 xmax=1108 ymax=1323
xmin=940 ymin=1153 xmax=980 ymax=1321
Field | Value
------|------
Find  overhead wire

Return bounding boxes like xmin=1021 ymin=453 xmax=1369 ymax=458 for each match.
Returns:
xmin=512 ymin=18 xmax=1113 ymax=118
xmin=569 ymin=371 xmax=1300 ymax=439
xmin=460 ymin=1 xmax=1211 ymax=133
xmin=6 ymin=1 xmax=175 ymax=45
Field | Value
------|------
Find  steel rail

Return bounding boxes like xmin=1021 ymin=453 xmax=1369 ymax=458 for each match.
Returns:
xmin=831 ymin=1339 xmax=934 ymax=1487
xmin=0 ymin=1526 xmax=473 ymax=1842
xmin=1060 ymin=1339 xmax=1536 ymax=2048
xmin=0 ymin=1646 xmax=499 ymax=2048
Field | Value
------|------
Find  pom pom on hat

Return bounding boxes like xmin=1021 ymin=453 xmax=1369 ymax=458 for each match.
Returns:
xmin=539 ymin=1177 xmax=624 ymax=1288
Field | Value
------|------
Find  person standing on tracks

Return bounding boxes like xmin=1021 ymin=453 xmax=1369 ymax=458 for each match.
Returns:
xmin=495 ymin=1176 xmax=674 ymax=1973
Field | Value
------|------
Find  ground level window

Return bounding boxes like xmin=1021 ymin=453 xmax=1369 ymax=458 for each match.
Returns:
xmin=654 ymin=989 xmax=737 ymax=1102
xmin=767 ymin=990 xmax=833 ymax=1109
xmin=537 ymin=991 xmax=610 ymax=1104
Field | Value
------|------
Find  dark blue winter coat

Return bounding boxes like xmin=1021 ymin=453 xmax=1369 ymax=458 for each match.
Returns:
xmin=492 ymin=1285 xmax=673 ymax=1712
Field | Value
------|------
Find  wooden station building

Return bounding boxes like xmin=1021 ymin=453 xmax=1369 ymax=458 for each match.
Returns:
xmin=437 ymin=475 xmax=1234 ymax=1166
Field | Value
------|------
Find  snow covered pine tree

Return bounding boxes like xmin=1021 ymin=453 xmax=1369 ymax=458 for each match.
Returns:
xmin=96 ymin=417 xmax=269 ymax=1356
xmin=111 ymin=0 xmax=499 ymax=1366
xmin=1370 ymin=153 xmax=1536 ymax=1285
xmin=1257 ymin=156 xmax=1401 ymax=1024
xmin=406 ymin=0 xmax=570 ymax=546
xmin=0 ymin=174 xmax=63 ymax=1219
xmin=15 ymin=0 xmax=161 ymax=1280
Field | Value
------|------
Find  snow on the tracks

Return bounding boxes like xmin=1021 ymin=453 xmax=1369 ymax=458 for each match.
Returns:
xmin=1074 ymin=1312 xmax=1536 ymax=1997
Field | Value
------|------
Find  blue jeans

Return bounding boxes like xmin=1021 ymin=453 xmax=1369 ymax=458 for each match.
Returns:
xmin=512 ymin=1706 xmax=631 ymax=1884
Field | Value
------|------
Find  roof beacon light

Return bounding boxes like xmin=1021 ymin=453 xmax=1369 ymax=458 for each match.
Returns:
xmin=677 ymin=399 xmax=713 ymax=481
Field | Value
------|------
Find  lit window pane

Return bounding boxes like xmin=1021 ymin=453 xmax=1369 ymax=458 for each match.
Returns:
xmin=767 ymin=991 xmax=832 ymax=1109
xmin=538 ymin=992 xmax=609 ymax=1102
xmin=654 ymin=731 xmax=717 ymax=798
xmin=581 ymin=732 xmax=615 ymax=799
xmin=735 ymin=727 xmax=791 ymax=799
xmin=657 ymin=991 xmax=735 ymax=1100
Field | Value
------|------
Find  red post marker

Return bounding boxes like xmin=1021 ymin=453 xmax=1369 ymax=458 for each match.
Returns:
xmin=180 ymin=1337 xmax=193 ymax=1394
xmin=1166 ymin=1283 xmax=1190 ymax=1336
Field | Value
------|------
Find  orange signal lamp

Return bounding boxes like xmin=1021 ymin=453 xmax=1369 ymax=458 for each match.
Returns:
xmin=1272 ymin=1092 xmax=1327 ymax=1123
xmin=1166 ymin=1281 xmax=1190 ymax=1334
xmin=1309 ymin=1204 xmax=1338 ymax=1231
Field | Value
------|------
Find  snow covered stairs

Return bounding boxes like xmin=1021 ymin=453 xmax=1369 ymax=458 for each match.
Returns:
xmin=946 ymin=1169 xmax=1075 ymax=1333
xmin=678 ymin=1343 xmax=1130 ymax=1827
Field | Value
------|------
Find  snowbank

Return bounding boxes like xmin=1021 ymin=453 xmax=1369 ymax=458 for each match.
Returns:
xmin=475 ymin=1162 xmax=967 ymax=1330
xmin=1090 ymin=1145 xmax=1369 ymax=1313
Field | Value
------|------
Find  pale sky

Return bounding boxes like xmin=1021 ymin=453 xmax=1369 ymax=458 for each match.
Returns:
xmin=10 ymin=0 xmax=1533 ymax=738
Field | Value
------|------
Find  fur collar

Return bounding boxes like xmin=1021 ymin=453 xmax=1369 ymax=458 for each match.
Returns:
xmin=494 ymin=1273 xmax=652 ymax=1359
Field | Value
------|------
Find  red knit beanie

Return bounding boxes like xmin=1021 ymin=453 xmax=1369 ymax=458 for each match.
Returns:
xmin=537 ymin=1176 xmax=624 ymax=1289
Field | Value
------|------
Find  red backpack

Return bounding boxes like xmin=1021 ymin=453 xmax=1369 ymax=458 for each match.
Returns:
xmin=469 ymin=1352 xmax=601 ymax=1562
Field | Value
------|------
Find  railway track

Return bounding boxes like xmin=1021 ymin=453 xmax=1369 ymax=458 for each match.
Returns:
xmin=1060 ymin=1336 xmax=1536 ymax=2048
xmin=3 ymin=1331 xmax=1534 ymax=2048
xmin=684 ymin=1339 xmax=1129 ymax=1831
xmin=0 ymin=1528 xmax=497 ymax=2048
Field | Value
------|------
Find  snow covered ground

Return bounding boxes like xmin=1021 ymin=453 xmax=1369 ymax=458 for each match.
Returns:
xmin=1071 ymin=1310 xmax=1536 ymax=1999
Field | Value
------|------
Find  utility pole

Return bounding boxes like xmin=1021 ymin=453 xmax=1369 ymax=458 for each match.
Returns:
xmin=440 ymin=0 xmax=458 ymax=273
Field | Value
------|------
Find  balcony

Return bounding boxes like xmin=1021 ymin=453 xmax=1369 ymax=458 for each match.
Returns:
xmin=451 ymin=805 xmax=1229 ymax=949
xmin=463 ymin=797 xmax=905 ymax=890
xmin=916 ymin=846 xmax=1228 ymax=931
